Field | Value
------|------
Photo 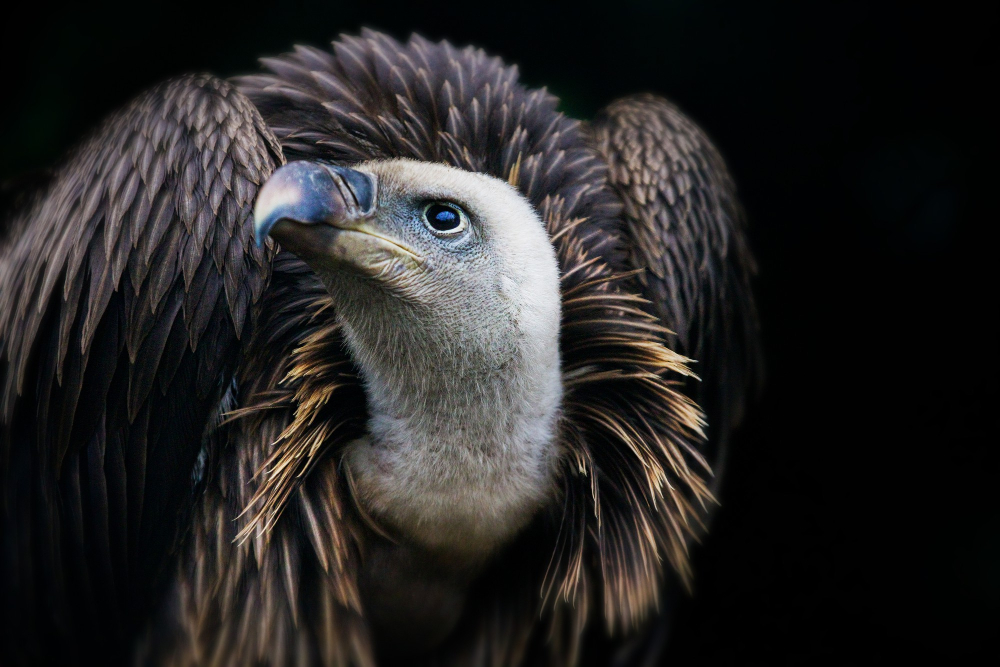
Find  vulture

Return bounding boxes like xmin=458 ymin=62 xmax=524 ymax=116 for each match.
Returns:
xmin=0 ymin=30 xmax=759 ymax=666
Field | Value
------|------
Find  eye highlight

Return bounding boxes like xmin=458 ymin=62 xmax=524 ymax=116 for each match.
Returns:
xmin=423 ymin=202 xmax=468 ymax=235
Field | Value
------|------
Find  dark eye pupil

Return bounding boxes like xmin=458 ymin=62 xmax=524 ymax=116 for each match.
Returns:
xmin=426 ymin=204 xmax=462 ymax=231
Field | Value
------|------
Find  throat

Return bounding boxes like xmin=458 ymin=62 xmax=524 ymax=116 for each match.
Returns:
xmin=342 ymin=328 xmax=562 ymax=559
xmin=344 ymin=390 xmax=560 ymax=558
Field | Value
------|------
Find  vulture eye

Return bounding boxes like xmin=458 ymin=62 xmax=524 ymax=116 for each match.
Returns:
xmin=423 ymin=202 xmax=467 ymax=235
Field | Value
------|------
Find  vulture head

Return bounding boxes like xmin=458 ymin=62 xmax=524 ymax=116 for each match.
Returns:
xmin=254 ymin=158 xmax=562 ymax=555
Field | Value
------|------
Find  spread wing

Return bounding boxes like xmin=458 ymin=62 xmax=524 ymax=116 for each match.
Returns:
xmin=587 ymin=94 xmax=760 ymax=480
xmin=0 ymin=75 xmax=281 ymax=661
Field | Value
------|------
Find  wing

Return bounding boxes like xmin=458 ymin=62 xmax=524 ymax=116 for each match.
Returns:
xmin=0 ymin=74 xmax=282 ymax=662
xmin=585 ymin=92 xmax=760 ymax=667
xmin=587 ymin=94 xmax=760 ymax=481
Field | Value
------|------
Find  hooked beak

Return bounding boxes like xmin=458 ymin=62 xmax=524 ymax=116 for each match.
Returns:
xmin=253 ymin=161 xmax=422 ymax=276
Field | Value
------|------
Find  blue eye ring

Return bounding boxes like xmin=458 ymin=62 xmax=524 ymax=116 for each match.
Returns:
xmin=422 ymin=202 xmax=468 ymax=236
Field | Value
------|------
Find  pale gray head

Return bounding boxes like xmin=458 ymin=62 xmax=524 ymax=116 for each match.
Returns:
xmin=254 ymin=159 xmax=563 ymax=560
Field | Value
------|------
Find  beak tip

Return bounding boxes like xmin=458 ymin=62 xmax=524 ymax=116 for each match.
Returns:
xmin=252 ymin=162 xmax=310 ymax=248
xmin=252 ymin=199 xmax=280 ymax=248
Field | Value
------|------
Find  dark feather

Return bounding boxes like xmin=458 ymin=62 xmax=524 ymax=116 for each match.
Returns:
xmin=587 ymin=95 xmax=762 ymax=486
xmin=0 ymin=74 xmax=281 ymax=663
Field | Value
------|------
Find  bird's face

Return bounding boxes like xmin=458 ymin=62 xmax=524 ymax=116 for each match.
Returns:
xmin=254 ymin=158 xmax=561 ymax=371
xmin=255 ymin=159 xmax=564 ymax=557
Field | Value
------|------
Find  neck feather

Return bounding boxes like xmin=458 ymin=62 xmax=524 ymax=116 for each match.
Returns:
xmin=339 ymin=296 xmax=562 ymax=558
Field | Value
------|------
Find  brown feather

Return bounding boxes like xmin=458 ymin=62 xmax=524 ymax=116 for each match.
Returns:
xmin=1 ymin=74 xmax=281 ymax=662
xmin=587 ymin=95 xmax=762 ymax=493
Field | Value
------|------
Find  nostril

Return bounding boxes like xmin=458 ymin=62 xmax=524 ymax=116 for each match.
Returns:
xmin=327 ymin=165 xmax=375 ymax=214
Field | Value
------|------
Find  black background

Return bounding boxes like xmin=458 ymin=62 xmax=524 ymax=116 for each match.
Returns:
xmin=2 ymin=1 xmax=995 ymax=663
